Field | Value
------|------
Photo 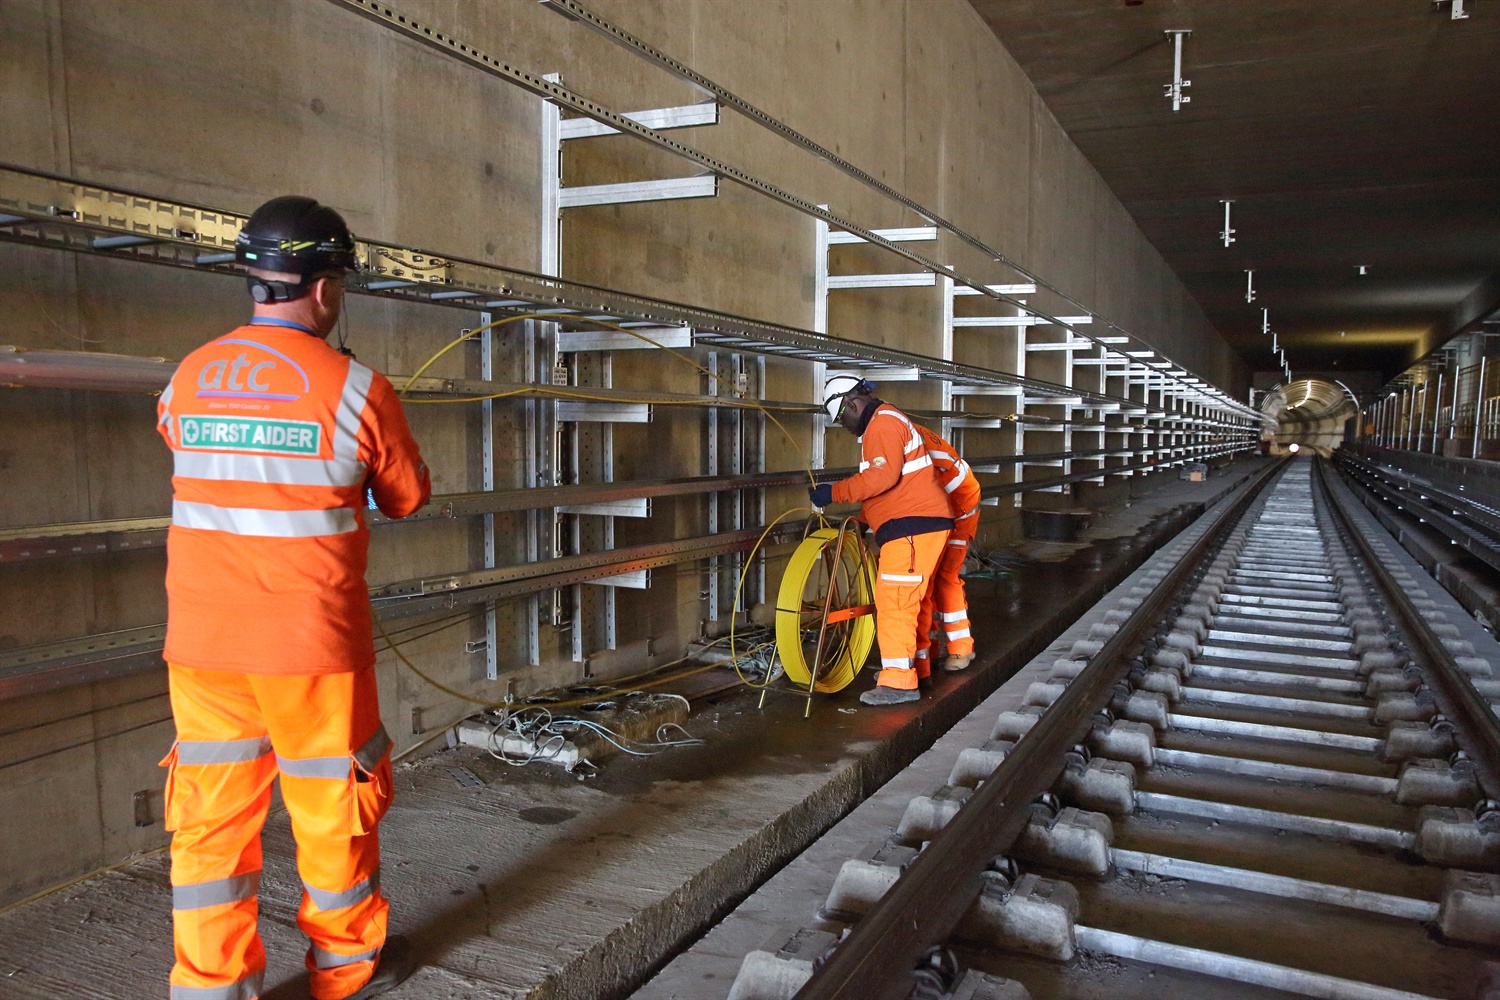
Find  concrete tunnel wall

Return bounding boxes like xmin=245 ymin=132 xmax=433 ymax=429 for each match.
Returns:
xmin=0 ymin=0 xmax=1248 ymax=904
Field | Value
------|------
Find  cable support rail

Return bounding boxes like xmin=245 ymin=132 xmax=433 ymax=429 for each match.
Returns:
xmin=1316 ymin=459 xmax=1500 ymax=798
xmin=0 ymin=523 xmax=798 ymax=702
xmin=792 ymin=458 xmax=1285 ymax=1000
xmin=0 ymin=341 xmax=1253 ymax=436
xmin=0 ymin=443 xmax=1254 ymax=564
xmin=0 ymin=164 xmax=1200 ymax=417
xmin=321 ymin=0 xmax=1255 ymax=421
xmin=2 ymin=443 xmax=1254 ymax=563
xmin=1334 ymin=453 xmax=1500 ymax=577
xmin=533 ymin=0 xmax=1254 ymax=420
xmin=1339 ymin=451 xmax=1500 ymax=537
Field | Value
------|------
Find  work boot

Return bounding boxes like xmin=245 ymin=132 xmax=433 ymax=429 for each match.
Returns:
xmin=942 ymin=653 xmax=975 ymax=672
xmin=859 ymin=685 xmax=920 ymax=706
xmin=341 ymin=935 xmax=417 ymax=1000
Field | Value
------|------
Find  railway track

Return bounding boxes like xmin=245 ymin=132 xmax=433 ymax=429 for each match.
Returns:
xmin=655 ymin=458 xmax=1500 ymax=1000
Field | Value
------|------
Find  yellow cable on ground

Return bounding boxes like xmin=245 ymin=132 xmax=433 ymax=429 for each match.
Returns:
xmin=773 ymin=526 xmax=874 ymax=694
xmin=724 ymin=505 xmax=826 ymax=688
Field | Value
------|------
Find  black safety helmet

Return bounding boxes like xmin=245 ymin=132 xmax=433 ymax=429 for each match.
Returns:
xmin=235 ymin=196 xmax=357 ymax=303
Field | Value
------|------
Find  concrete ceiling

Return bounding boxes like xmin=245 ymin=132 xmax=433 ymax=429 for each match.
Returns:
xmin=971 ymin=0 xmax=1500 ymax=382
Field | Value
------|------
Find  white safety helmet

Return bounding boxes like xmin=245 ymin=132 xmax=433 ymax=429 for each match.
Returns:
xmin=823 ymin=374 xmax=876 ymax=422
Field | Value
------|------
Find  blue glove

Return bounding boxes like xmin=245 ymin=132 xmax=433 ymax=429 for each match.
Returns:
xmin=809 ymin=484 xmax=834 ymax=508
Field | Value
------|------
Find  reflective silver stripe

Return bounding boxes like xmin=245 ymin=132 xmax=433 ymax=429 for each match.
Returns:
xmin=276 ymin=753 xmax=351 ymax=780
xmin=881 ymin=657 xmax=913 ymax=669
xmin=953 ymin=459 xmax=971 ymax=477
xmin=915 ymin=649 xmax=930 ymax=659
xmin=901 ymin=454 xmax=933 ymax=475
xmin=332 ymin=360 xmax=376 ymax=463
xmin=304 ymin=870 xmax=379 ymax=911
xmin=159 ymin=384 xmax=177 ymax=443
xmin=946 ymin=628 xmax=972 ymax=640
xmin=928 ymin=448 xmax=956 ymax=463
xmin=311 ymin=944 xmax=379 ymax=969
xmin=859 ymin=460 xmax=870 ymax=472
xmin=947 ymin=538 xmax=969 ymax=547
xmin=943 ymin=474 xmax=966 ymax=494
xmin=354 ymin=724 xmax=393 ymax=772
xmin=170 ymin=970 xmax=264 ymax=1000
xmin=903 ymin=434 xmax=921 ymax=454
xmin=177 ymin=736 xmax=273 ymax=765
xmin=880 ymin=573 xmax=923 ymax=584
xmin=956 ymin=506 xmax=979 ymax=522
xmin=173 ymin=871 xmax=261 ymax=910
xmin=173 ymin=449 xmax=364 ymax=488
xmin=173 ymin=500 xmax=356 ymax=537
xmin=939 ymin=611 xmax=968 ymax=622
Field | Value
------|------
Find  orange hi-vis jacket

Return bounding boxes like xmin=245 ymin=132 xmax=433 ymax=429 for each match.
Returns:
xmin=156 ymin=321 xmax=431 ymax=675
xmin=914 ymin=423 xmax=982 ymax=524
xmin=830 ymin=402 xmax=952 ymax=539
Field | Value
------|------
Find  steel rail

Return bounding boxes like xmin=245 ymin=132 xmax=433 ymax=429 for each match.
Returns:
xmin=536 ymin=0 xmax=1248 ymax=417
xmin=323 ymin=0 xmax=1254 ymax=420
xmin=1315 ymin=458 xmax=1500 ymax=797
xmin=0 ymin=165 xmax=1207 ymax=417
xmin=793 ymin=457 xmax=1284 ymax=1000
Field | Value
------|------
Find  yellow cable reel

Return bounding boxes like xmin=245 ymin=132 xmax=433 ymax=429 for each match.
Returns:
xmin=774 ymin=524 xmax=876 ymax=693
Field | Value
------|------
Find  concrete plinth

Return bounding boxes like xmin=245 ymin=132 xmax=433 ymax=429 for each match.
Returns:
xmin=1383 ymin=720 xmax=1458 ymax=761
xmin=1014 ymin=807 xmax=1113 ymax=874
xmin=1113 ymin=689 xmax=1171 ymax=729
xmin=949 ymin=740 xmax=1014 ymax=788
xmin=1415 ymin=806 xmax=1500 ymax=868
xmin=1087 ymin=719 xmax=1156 ymax=766
xmin=896 ymin=784 xmax=973 ymax=842
xmin=992 ymin=707 xmax=1044 ymax=741
xmin=1056 ymin=758 xmax=1137 ymax=815
xmin=1365 ymin=668 xmax=1418 ymax=696
xmin=957 ymin=872 xmax=1080 ymax=961
xmin=1397 ymin=759 xmax=1482 ymax=807
xmin=1439 ymin=870 xmax=1500 ymax=947
xmin=1374 ymin=690 xmax=1437 ymax=723
xmin=821 ymin=841 xmax=918 ymax=920
xmin=727 ymin=926 xmax=840 ymax=1000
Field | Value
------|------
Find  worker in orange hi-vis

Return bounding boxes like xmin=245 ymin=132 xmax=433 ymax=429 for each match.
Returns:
xmin=810 ymin=376 xmax=953 ymax=705
xmin=912 ymin=423 xmax=982 ymax=673
xmin=155 ymin=196 xmax=430 ymax=1000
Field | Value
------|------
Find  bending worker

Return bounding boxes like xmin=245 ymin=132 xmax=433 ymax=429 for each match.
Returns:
xmin=912 ymin=422 xmax=981 ymax=673
xmin=155 ymin=196 xmax=430 ymax=1000
xmin=809 ymin=376 xmax=953 ymax=705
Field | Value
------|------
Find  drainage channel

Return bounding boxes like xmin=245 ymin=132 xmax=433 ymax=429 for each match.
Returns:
xmin=668 ymin=458 xmax=1500 ymax=1000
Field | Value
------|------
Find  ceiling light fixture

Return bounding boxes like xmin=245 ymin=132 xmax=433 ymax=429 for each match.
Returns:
xmin=1219 ymin=200 xmax=1236 ymax=247
xmin=1358 ymin=265 xmax=1370 ymax=275
xmin=1245 ymin=269 xmax=1256 ymax=303
xmin=1164 ymin=30 xmax=1192 ymax=112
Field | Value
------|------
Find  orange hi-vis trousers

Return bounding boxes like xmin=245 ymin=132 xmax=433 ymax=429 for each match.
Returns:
xmin=874 ymin=528 xmax=951 ymax=689
xmin=917 ymin=507 xmax=978 ymax=663
xmin=163 ymin=664 xmax=393 ymax=1000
